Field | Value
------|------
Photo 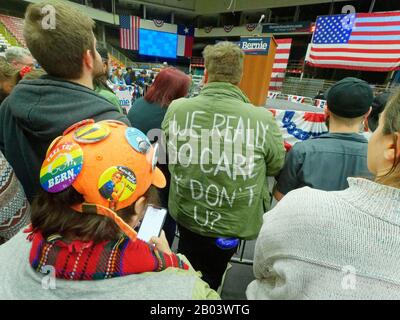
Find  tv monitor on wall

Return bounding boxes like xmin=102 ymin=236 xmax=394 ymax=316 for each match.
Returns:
xmin=139 ymin=29 xmax=178 ymax=59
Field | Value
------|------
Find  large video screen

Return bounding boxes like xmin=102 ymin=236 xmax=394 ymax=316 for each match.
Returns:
xmin=139 ymin=29 xmax=177 ymax=59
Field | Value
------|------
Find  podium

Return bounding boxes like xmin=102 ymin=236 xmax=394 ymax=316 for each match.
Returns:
xmin=239 ymin=36 xmax=277 ymax=106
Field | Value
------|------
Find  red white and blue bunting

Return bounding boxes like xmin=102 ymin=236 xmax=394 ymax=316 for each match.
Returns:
xmin=246 ymin=23 xmax=258 ymax=32
xmin=223 ymin=25 xmax=234 ymax=33
xmin=269 ymin=109 xmax=328 ymax=151
xmin=153 ymin=19 xmax=164 ymax=28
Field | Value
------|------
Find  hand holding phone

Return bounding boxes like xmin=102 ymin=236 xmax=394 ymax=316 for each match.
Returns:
xmin=150 ymin=231 xmax=172 ymax=255
xmin=137 ymin=205 xmax=167 ymax=243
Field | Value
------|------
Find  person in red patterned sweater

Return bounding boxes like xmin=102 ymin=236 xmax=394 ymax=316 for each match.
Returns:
xmin=0 ymin=119 xmax=218 ymax=299
xmin=27 ymin=119 xmax=187 ymax=280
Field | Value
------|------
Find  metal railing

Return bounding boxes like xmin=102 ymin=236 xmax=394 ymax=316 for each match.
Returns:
xmin=280 ymin=76 xmax=398 ymax=98
xmin=106 ymin=43 xmax=135 ymax=67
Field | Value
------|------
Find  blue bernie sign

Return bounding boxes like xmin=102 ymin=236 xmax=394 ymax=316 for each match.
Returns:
xmin=240 ymin=37 xmax=270 ymax=55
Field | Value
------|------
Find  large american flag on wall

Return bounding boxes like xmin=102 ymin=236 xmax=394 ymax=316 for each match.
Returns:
xmin=307 ymin=11 xmax=400 ymax=72
xmin=269 ymin=38 xmax=292 ymax=92
xmin=119 ymin=15 xmax=140 ymax=51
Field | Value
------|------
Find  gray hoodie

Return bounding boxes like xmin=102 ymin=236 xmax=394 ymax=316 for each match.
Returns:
xmin=0 ymin=75 xmax=130 ymax=201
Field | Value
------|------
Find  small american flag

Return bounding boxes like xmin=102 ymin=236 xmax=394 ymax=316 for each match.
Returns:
xmin=307 ymin=11 xmax=400 ymax=72
xmin=119 ymin=15 xmax=140 ymax=51
xmin=269 ymin=38 xmax=292 ymax=92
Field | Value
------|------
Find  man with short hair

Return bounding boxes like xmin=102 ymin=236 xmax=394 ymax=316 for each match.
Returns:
xmin=124 ymin=67 xmax=134 ymax=85
xmin=274 ymin=77 xmax=373 ymax=201
xmin=162 ymin=41 xmax=285 ymax=290
xmin=0 ymin=1 xmax=130 ymax=201
xmin=5 ymin=47 xmax=35 ymax=69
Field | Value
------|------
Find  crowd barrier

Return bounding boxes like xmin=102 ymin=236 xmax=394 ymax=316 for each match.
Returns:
xmin=268 ymin=91 xmax=327 ymax=109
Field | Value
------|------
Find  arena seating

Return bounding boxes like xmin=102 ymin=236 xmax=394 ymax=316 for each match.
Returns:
xmin=0 ymin=14 xmax=26 ymax=47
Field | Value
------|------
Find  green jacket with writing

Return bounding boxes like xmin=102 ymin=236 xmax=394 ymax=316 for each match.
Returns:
xmin=162 ymin=82 xmax=285 ymax=240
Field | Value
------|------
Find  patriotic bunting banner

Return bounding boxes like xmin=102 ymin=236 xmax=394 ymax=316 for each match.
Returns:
xmin=153 ymin=19 xmax=164 ymax=28
xmin=269 ymin=109 xmax=328 ymax=151
xmin=267 ymin=91 xmax=326 ymax=109
xmin=246 ymin=23 xmax=258 ymax=32
xmin=269 ymin=38 xmax=292 ymax=92
xmin=314 ymin=99 xmax=327 ymax=108
xmin=268 ymin=91 xmax=281 ymax=99
xmin=288 ymin=95 xmax=306 ymax=103
xmin=223 ymin=25 xmax=234 ymax=33
xmin=307 ymin=11 xmax=400 ymax=72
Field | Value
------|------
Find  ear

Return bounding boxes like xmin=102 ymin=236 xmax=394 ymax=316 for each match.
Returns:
xmin=324 ymin=105 xmax=330 ymax=117
xmin=134 ymin=196 xmax=147 ymax=219
xmin=362 ymin=107 xmax=373 ymax=132
xmin=395 ymin=132 xmax=400 ymax=161
xmin=129 ymin=196 xmax=147 ymax=228
xmin=82 ymin=49 xmax=94 ymax=71
xmin=383 ymin=132 xmax=400 ymax=162
xmin=364 ymin=107 xmax=372 ymax=120
xmin=204 ymin=69 xmax=208 ymax=83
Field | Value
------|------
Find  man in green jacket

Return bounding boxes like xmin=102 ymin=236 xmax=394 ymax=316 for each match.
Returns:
xmin=162 ymin=41 xmax=285 ymax=290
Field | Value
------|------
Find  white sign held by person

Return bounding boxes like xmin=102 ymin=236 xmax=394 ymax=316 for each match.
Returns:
xmin=114 ymin=85 xmax=134 ymax=113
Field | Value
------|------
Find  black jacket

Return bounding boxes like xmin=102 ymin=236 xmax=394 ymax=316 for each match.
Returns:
xmin=0 ymin=75 xmax=130 ymax=202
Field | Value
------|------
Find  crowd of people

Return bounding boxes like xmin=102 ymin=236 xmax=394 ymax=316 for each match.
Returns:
xmin=0 ymin=0 xmax=400 ymax=300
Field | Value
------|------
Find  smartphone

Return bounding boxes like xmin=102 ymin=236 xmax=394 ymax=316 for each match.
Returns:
xmin=137 ymin=205 xmax=167 ymax=243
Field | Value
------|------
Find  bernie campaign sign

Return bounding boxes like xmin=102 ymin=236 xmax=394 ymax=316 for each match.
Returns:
xmin=240 ymin=37 xmax=270 ymax=55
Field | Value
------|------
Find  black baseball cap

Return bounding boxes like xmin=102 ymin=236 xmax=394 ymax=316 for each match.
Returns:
xmin=326 ymin=77 xmax=373 ymax=118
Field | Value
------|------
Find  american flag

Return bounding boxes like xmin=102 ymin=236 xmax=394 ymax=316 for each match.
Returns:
xmin=269 ymin=39 xmax=292 ymax=92
xmin=119 ymin=15 xmax=140 ymax=51
xmin=307 ymin=11 xmax=400 ymax=72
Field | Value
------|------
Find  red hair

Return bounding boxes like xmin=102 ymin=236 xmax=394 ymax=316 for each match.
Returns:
xmin=145 ymin=67 xmax=190 ymax=107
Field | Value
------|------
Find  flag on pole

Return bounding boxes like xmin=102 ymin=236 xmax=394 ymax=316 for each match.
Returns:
xmin=269 ymin=38 xmax=292 ymax=92
xmin=307 ymin=11 xmax=400 ymax=72
xmin=177 ymin=25 xmax=194 ymax=57
xmin=119 ymin=15 xmax=140 ymax=51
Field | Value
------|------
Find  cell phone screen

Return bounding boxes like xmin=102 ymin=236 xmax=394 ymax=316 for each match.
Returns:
xmin=137 ymin=205 xmax=167 ymax=243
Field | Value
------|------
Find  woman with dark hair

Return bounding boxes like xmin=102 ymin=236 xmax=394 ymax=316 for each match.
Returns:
xmin=128 ymin=67 xmax=191 ymax=246
xmin=0 ymin=120 xmax=218 ymax=299
xmin=93 ymin=45 xmax=123 ymax=113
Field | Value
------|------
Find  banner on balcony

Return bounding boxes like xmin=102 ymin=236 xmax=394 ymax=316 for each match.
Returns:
xmin=153 ymin=19 xmax=164 ymax=28
xmin=246 ymin=23 xmax=258 ymax=32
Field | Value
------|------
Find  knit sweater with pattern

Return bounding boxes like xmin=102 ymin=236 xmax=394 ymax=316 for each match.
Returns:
xmin=247 ymin=178 xmax=400 ymax=300
xmin=0 ymin=231 xmax=219 ymax=300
